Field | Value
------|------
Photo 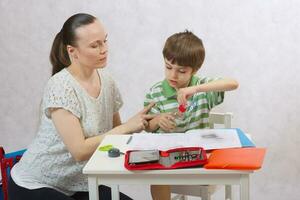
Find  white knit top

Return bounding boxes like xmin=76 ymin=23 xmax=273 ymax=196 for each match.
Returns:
xmin=11 ymin=68 xmax=123 ymax=195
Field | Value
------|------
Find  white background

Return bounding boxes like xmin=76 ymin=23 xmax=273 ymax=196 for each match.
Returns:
xmin=1 ymin=1 xmax=299 ymax=199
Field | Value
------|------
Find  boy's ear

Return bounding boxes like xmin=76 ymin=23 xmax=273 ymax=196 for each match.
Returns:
xmin=192 ymin=69 xmax=198 ymax=75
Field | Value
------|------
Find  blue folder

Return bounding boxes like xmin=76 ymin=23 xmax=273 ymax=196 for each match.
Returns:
xmin=235 ymin=128 xmax=255 ymax=147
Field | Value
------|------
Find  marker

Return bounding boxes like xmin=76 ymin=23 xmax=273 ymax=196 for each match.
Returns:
xmin=126 ymin=136 xmax=133 ymax=144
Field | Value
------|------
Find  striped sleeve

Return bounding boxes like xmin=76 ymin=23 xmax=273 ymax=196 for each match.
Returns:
xmin=199 ymin=77 xmax=225 ymax=110
xmin=144 ymin=90 xmax=161 ymax=114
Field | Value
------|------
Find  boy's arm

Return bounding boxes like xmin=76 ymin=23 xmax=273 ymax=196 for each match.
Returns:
xmin=177 ymin=78 xmax=239 ymax=105
xmin=146 ymin=113 xmax=176 ymax=133
xmin=144 ymin=87 xmax=176 ymax=132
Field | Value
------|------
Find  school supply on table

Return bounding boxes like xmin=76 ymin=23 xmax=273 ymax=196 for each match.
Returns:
xmin=128 ymin=150 xmax=160 ymax=164
xmin=124 ymin=147 xmax=207 ymax=170
xmin=98 ymin=144 xmax=114 ymax=151
xmin=204 ymin=147 xmax=266 ymax=170
xmin=126 ymin=136 xmax=133 ymax=144
xmin=98 ymin=145 xmax=124 ymax=157
xmin=108 ymin=148 xmax=124 ymax=157
xmin=128 ymin=128 xmax=254 ymax=151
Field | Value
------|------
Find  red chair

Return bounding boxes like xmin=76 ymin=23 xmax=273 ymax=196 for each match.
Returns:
xmin=0 ymin=147 xmax=25 ymax=200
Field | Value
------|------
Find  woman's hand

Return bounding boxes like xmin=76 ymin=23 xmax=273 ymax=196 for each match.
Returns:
xmin=125 ymin=102 xmax=157 ymax=133
xmin=177 ymin=86 xmax=197 ymax=105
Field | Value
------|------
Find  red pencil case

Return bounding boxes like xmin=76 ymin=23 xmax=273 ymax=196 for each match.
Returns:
xmin=124 ymin=147 xmax=207 ymax=170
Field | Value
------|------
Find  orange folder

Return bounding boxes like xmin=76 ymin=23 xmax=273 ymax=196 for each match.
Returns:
xmin=204 ymin=148 xmax=266 ymax=170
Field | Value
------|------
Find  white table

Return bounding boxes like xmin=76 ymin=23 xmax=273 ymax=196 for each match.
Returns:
xmin=83 ymin=135 xmax=253 ymax=200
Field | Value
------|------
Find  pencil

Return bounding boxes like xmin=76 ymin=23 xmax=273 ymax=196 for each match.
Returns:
xmin=126 ymin=136 xmax=133 ymax=144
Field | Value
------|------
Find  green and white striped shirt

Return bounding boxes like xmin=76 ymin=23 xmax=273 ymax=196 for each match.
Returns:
xmin=144 ymin=76 xmax=224 ymax=133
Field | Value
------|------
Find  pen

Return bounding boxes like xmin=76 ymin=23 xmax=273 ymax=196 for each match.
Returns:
xmin=126 ymin=136 xmax=133 ymax=144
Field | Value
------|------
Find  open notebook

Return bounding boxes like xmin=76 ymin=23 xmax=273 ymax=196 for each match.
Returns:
xmin=128 ymin=128 xmax=255 ymax=151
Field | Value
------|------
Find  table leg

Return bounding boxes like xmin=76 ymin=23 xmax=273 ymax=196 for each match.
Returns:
xmin=240 ymin=174 xmax=249 ymax=200
xmin=225 ymin=185 xmax=232 ymax=200
xmin=88 ymin=176 xmax=99 ymax=200
xmin=111 ymin=185 xmax=120 ymax=200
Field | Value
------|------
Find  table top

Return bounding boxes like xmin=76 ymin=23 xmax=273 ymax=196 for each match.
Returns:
xmin=83 ymin=135 xmax=253 ymax=175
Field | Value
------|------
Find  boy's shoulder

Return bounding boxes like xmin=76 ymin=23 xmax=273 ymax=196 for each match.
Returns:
xmin=147 ymin=80 xmax=164 ymax=93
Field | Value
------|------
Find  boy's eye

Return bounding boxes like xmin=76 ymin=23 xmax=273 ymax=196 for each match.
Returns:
xmin=179 ymin=70 xmax=186 ymax=73
xmin=104 ymin=39 xmax=108 ymax=43
xmin=166 ymin=65 xmax=172 ymax=70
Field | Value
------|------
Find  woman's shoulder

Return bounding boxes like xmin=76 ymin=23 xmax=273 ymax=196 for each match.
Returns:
xmin=43 ymin=68 xmax=75 ymax=97
xmin=46 ymin=69 xmax=73 ymax=89
xmin=48 ymin=68 xmax=70 ymax=83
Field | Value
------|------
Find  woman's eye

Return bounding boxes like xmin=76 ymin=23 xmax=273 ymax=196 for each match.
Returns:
xmin=179 ymin=70 xmax=186 ymax=73
xmin=91 ymin=45 xmax=98 ymax=48
xmin=166 ymin=66 xmax=172 ymax=70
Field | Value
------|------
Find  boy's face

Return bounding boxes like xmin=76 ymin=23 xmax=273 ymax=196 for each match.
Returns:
xmin=164 ymin=59 xmax=195 ymax=89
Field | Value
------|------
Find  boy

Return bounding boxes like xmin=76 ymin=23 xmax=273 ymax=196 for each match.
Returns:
xmin=144 ymin=30 xmax=238 ymax=133
xmin=144 ymin=30 xmax=239 ymax=200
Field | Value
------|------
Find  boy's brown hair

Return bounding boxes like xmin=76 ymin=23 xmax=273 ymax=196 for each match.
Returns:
xmin=163 ymin=30 xmax=205 ymax=71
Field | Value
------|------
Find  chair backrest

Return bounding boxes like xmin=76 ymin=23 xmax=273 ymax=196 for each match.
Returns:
xmin=0 ymin=147 xmax=25 ymax=200
xmin=209 ymin=112 xmax=233 ymax=129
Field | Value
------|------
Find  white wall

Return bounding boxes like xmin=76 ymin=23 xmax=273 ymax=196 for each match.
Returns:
xmin=1 ymin=1 xmax=300 ymax=199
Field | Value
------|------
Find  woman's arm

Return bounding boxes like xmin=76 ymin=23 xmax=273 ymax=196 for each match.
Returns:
xmin=51 ymin=103 xmax=156 ymax=162
xmin=113 ymin=112 xmax=122 ymax=127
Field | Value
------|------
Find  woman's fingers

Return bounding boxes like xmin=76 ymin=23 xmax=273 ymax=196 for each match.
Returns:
xmin=140 ymin=102 xmax=155 ymax=114
xmin=143 ymin=114 xmax=158 ymax=120
xmin=143 ymin=119 xmax=149 ymax=127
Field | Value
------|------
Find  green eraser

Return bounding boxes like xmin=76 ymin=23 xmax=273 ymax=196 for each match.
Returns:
xmin=98 ymin=145 xmax=113 ymax=151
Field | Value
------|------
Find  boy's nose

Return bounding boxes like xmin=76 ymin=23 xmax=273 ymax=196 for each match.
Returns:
xmin=171 ymin=70 xmax=178 ymax=79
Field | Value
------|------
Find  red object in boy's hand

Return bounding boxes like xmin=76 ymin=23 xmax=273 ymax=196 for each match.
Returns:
xmin=178 ymin=104 xmax=186 ymax=113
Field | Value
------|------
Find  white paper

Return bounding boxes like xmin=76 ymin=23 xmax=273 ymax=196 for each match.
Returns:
xmin=128 ymin=129 xmax=242 ymax=151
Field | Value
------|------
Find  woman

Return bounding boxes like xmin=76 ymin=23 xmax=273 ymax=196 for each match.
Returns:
xmin=9 ymin=13 xmax=154 ymax=200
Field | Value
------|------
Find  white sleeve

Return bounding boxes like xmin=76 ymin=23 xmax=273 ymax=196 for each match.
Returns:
xmin=42 ymin=77 xmax=81 ymax=119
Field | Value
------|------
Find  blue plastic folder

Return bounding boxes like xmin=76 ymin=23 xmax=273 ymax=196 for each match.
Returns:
xmin=235 ymin=128 xmax=255 ymax=147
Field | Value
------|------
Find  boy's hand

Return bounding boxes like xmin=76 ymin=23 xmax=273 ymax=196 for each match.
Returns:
xmin=157 ymin=113 xmax=176 ymax=132
xmin=177 ymin=86 xmax=197 ymax=105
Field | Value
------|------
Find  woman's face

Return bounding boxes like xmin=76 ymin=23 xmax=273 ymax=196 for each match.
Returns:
xmin=72 ymin=20 xmax=108 ymax=69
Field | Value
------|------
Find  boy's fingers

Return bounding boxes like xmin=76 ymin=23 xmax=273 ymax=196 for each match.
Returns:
xmin=177 ymin=95 xmax=187 ymax=105
xmin=140 ymin=102 xmax=156 ymax=114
